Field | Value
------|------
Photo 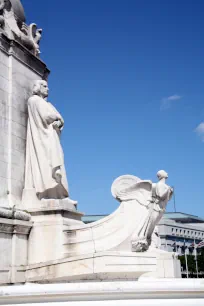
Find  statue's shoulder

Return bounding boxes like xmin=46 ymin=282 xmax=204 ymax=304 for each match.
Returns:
xmin=28 ymin=95 xmax=41 ymax=106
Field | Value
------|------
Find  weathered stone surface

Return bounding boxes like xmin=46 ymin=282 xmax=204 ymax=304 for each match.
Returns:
xmin=14 ymin=210 xmax=31 ymax=221
xmin=0 ymin=145 xmax=8 ymax=163
xmin=12 ymin=135 xmax=26 ymax=153
xmin=0 ymin=101 xmax=9 ymax=119
xmin=0 ymin=217 xmax=32 ymax=284
xmin=11 ymin=122 xmax=27 ymax=140
xmin=0 ymin=62 xmax=9 ymax=79
xmin=26 ymin=250 xmax=180 ymax=283
xmin=0 ymin=117 xmax=9 ymax=130
xmin=0 ymin=208 xmax=12 ymax=219
xmin=1 ymin=280 xmax=204 ymax=305
xmin=0 ymin=34 xmax=49 ymax=209
xmin=27 ymin=201 xmax=83 ymax=265
xmin=12 ymin=108 xmax=27 ymax=127
xmin=0 ymin=160 xmax=8 ymax=178
xmin=0 ymin=75 xmax=9 ymax=92
xmin=0 ymin=0 xmax=42 ymax=56
xmin=0 ymin=207 xmax=31 ymax=221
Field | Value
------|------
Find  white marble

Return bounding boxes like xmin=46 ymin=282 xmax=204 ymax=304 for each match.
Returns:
xmin=0 ymin=279 xmax=203 ymax=305
xmin=23 ymin=80 xmax=77 ymax=210
xmin=0 ymin=0 xmax=42 ymax=56
xmin=26 ymin=172 xmax=179 ymax=280
xmin=24 ymin=81 xmax=68 ymax=200
xmin=0 ymin=35 xmax=49 ymax=209
xmin=26 ymin=250 xmax=180 ymax=283
xmin=61 ymin=171 xmax=173 ymax=257
xmin=27 ymin=204 xmax=83 ymax=265
xmin=0 ymin=217 xmax=32 ymax=284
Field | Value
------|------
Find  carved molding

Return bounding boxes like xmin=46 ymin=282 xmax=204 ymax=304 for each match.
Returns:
xmin=0 ymin=207 xmax=31 ymax=221
xmin=0 ymin=223 xmax=13 ymax=233
xmin=0 ymin=208 xmax=12 ymax=219
xmin=14 ymin=210 xmax=31 ymax=221
xmin=0 ymin=218 xmax=32 ymax=234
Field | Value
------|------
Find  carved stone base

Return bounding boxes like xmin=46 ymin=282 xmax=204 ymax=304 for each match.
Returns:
xmin=26 ymin=250 xmax=181 ymax=283
xmin=22 ymin=188 xmax=78 ymax=212
xmin=0 ymin=207 xmax=31 ymax=221
xmin=25 ymin=195 xmax=84 ymax=265
xmin=0 ymin=217 xmax=32 ymax=285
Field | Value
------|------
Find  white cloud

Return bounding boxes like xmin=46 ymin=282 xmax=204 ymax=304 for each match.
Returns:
xmin=160 ymin=94 xmax=182 ymax=110
xmin=195 ymin=122 xmax=204 ymax=142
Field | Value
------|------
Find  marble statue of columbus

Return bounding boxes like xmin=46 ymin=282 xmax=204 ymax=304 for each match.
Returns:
xmin=24 ymin=80 xmax=75 ymax=202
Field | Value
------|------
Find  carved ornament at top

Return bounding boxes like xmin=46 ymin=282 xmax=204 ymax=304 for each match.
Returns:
xmin=0 ymin=0 xmax=42 ymax=56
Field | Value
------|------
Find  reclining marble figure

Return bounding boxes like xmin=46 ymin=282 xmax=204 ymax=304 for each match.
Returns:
xmin=24 ymin=80 xmax=76 ymax=204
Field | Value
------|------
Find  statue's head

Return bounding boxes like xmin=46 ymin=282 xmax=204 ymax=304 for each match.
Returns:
xmin=157 ymin=170 xmax=168 ymax=180
xmin=32 ymin=80 xmax=49 ymax=98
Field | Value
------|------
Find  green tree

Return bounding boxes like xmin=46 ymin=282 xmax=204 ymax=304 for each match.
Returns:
xmin=197 ymin=248 xmax=204 ymax=272
xmin=179 ymin=248 xmax=204 ymax=278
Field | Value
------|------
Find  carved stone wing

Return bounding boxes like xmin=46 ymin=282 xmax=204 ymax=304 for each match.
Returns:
xmin=111 ymin=175 xmax=152 ymax=205
xmin=111 ymin=175 xmax=141 ymax=199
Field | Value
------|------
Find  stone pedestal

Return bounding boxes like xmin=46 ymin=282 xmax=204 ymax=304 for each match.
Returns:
xmin=0 ymin=33 xmax=49 ymax=209
xmin=0 ymin=32 xmax=84 ymax=277
xmin=26 ymin=250 xmax=181 ymax=283
xmin=27 ymin=201 xmax=83 ymax=265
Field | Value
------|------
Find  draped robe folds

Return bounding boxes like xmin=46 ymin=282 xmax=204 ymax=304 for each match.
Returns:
xmin=131 ymin=180 xmax=173 ymax=251
xmin=25 ymin=95 xmax=69 ymax=200
xmin=113 ymin=178 xmax=173 ymax=251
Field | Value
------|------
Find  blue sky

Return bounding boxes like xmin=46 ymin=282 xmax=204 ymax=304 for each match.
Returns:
xmin=22 ymin=0 xmax=204 ymax=216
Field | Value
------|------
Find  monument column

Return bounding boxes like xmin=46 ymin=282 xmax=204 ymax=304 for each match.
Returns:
xmin=0 ymin=0 xmax=48 ymax=284
xmin=0 ymin=34 xmax=49 ymax=209
xmin=0 ymin=1 xmax=49 ymax=209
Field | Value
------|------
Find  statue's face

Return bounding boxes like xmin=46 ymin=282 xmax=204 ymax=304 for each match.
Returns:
xmin=40 ymin=81 xmax=49 ymax=98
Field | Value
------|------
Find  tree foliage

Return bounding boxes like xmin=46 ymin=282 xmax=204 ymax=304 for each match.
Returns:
xmin=179 ymin=248 xmax=204 ymax=278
